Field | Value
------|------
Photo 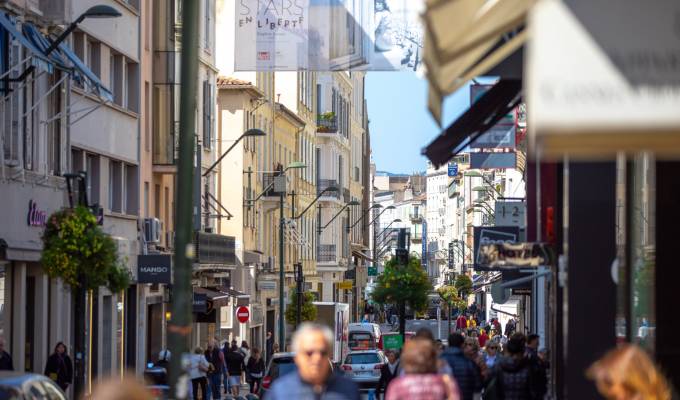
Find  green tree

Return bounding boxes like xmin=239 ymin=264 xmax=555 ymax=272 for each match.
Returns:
xmin=285 ymin=290 xmax=317 ymax=326
xmin=455 ymin=274 xmax=473 ymax=298
xmin=41 ymin=206 xmax=130 ymax=292
xmin=438 ymin=285 xmax=468 ymax=334
xmin=371 ymin=255 xmax=432 ymax=336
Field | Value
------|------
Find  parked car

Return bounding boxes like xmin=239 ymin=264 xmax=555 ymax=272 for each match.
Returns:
xmin=340 ymin=350 xmax=386 ymax=390
xmin=260 ymin=352 xmax=334 ymax=397
xmin=0 ymin=372 xmax=67 ymax=399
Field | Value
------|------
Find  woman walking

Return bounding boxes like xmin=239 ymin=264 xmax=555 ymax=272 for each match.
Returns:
xmin=189 ymin=347 xmax=209 ymax=400
xmin=44 ymin=342 xmax=73 ymax=392
xmin=246 ymin=348 xmax=265 ymax=394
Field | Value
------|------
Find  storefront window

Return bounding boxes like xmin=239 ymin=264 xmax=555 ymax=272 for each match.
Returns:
xmin=630 ymin=153 xmax=655 ymax=351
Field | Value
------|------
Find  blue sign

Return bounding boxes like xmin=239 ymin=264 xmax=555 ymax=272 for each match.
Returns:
xmin=421 ymin=220 xmax=427 ymax=269
xmin=448 ymin=163 xmax=458 ymax=177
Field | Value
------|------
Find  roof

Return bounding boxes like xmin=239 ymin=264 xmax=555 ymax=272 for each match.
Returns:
xmin=216 ymin=76 xmax=253 ymax=87
xmin=275 ymin=102 xmax=306 ymax=128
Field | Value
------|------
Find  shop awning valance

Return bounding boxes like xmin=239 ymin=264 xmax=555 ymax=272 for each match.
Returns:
xmin=423 ymin=79 xmax=522 ymax=168
xmin=194 ymin=287 xmax=230 ymax=309
xmin=423 ymin=0 xmax=533 ymax=123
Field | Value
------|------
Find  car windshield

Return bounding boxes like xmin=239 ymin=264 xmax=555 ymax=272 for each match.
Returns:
xmin=270 ymin=357 xmax=297 ymax=379
xmin=349 ymin=332 xmax=375 ymax=349
xmin=345 ymin=353 xmax=381 ymax=365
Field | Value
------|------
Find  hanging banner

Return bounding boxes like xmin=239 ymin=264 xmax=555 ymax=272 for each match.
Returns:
xmin=234 ymin=0 xmax=425 ymax=71
xmin=473 ymin=226 xmax=519 ymax=271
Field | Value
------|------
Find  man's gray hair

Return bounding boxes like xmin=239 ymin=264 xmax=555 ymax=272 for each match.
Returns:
xmin=292 ymin=323 xmax=334 ymax=353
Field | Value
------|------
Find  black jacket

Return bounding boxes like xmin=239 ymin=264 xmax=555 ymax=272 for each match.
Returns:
xmin=0 ymin=351 xmax=13 ymax=371
xmin=441 ymin=347 xmax=482 ymax=400
xmin=246 ymin=357 xmax=265 ymax=377
xmin=44 ymin=354 xmax=73 ymax=390
xmin=225 ymin=349 xmax=246 ymax=375
xmin=496 ymin=355 xmax=538 ymax=400
xmin=376 ymin=361 xmax=400 ymax=398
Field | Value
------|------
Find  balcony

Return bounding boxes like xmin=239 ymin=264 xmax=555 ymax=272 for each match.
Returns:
xmin=262 ymin=173 xmax=285 ymax=199
xmin=317 ymin=179 xmax=341 ymax=200
xmin=317 ymin=113 xmax=338 ymax=133
xmin=317 ymin=244 xmax=337 ymax=263
xmin=409 ymin=213 xmax=423 ymax=223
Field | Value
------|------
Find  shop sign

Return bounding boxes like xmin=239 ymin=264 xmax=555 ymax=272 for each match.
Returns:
xmin=473 ymin=226 xmax=520 ymax=271
xmin=192 ymin=293 xmax=208 ymax=313
xmin=477 ymin=242 xmax=552 ymax=270
xmin=470 ymin=152 xmax=516 ymax=169
xmin=338 ymin=280 xmax=353 ymax=290
xmin=367 ymin=267 xmax=377 ymax=276
xmin=27 ymin=200 xmax=48 ymax=227
xmin=494 ymin=201 xmax=526 ymax=227
xmin=137 ymin=254 xmax=172 ymax=284
xmin=250 ymin=304 xmax=264 ymax=327
xmin=258 ymin=280 xmax=277 ymax=291
xmin=512 ymin=288 xmax=532 ymax=295
xmin=383 ymin=334 xmax=404 ymax=350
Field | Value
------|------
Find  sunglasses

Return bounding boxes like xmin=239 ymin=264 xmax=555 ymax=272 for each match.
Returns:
xmin=302 ymin=349 xmax=329 ymax=358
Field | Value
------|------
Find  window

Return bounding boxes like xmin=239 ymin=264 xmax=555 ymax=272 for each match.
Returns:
xmin=144 ymin=81 xmax=150 ymax=151
xmin=110 ymin=54 xmax=123 ymax=106
xmin=126 ymin=62 xmax=139 ymax=112
xmin=144 ymin=182 xmax=149 ymax=217
xmin=109 ymin=160 xmax=122 ymax=212
xmin=154 ymin=184 xmax=161 ymax=218
xmin=125 ymin=164 xmax=138 ymax=215
xmin=86 ymin=154 xmax=100 ymax=204
xmin=204 ymin=0 xmax=212 ymax=49
xmin=89 ymin=40 xmax=101 ymax=78
xmin=202 ymin=80 xmax=213 ymax=149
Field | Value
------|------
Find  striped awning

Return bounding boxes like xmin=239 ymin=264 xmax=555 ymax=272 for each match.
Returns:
xmin=423 ymin=0 xmax=534 ymax=124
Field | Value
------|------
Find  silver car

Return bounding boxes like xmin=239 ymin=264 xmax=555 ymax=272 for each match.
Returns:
xmin=340 ymin=350 xmax=386 ymax=390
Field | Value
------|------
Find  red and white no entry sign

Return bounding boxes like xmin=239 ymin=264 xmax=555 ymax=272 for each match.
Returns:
xmin=236 ymin=306 xmax=250 ymax=323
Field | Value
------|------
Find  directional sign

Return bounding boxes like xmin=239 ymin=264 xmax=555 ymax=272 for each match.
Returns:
xmin=448 ymin=163 xmax=459 ymax=177
xmin=477 ymin=242 xmax=553 ymax=271
xmin=236 ymin=306 xmax=250 ymax=324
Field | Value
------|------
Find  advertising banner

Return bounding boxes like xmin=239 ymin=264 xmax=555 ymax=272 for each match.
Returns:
xmin=473 ymin=226 xmax=520 ymax=271
xmin=234 ymin=0 xmax=425 ymax=71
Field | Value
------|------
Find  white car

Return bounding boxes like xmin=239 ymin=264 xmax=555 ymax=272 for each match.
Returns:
xmin=340 ymin=350 xmax=386 ymax=390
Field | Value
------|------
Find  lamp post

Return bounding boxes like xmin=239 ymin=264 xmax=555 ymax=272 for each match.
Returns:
xmin=276 ymin=162 xmax=306 ymax=349
xmin=46 ymin=5 xmax=122 ymax=55
xmin=370 ymin=205 xmax=395 ymax=271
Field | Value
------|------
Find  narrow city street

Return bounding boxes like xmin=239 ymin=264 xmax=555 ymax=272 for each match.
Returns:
xmin=0 ymin=0 xmax=678 ymax=399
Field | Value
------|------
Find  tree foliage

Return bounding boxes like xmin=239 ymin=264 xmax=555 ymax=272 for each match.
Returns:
xmin=285 ymin=290 xmax=317 ymax=326
xmin=455 ymin=274 xmax=473 ymax=297
xmin=371 ymin=256 xmax=432 ymax=314
xmin=437 ymin=285 xmax=467 ymax=311
xmin=41 ymin=206 xmax=130 ymax=292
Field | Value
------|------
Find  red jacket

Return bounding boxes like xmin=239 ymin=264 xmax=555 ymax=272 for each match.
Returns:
xmin=478 ymin=333 xmax=489 ymax=348
xmin=456 ymin=316 xmax=467 ymax=330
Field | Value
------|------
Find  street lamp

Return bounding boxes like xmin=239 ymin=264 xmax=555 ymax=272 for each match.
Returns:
xmin=318 ymin=200 xmax=361 ymax=233
xmin=45 ymin=5 xmax=122 ymax=55
xmin=370 ymin=205 xmax=396 ymax=268
xmin=464 ymin=170 xmax=503 ymax=197
xmin=203 ymin=128 xmax=266 ymax=177
xmin=377 ymin=218 xmax=402 ymax=242
xmin=276 ymin=162 xmax=306 ymax=350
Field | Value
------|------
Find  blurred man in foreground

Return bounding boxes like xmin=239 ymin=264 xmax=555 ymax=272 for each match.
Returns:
xmin=266 ymin=323 xmax=359 ymax=400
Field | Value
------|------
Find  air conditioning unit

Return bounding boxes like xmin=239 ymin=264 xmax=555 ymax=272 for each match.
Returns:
xmin=166 ymin=231 xmax=175 ymax=249
xmin=144 ymin=218 xmax=162 ymax=243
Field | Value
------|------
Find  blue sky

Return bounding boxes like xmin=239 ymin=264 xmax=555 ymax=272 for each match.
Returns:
xmin=365 ymin=72 xmax=472 ymax=174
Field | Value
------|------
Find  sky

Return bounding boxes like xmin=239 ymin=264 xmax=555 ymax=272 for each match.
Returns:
xmin=365 ymin=72 xmax=472 ymax=175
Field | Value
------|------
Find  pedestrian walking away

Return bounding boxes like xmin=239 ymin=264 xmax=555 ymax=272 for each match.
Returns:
xmin=0 ymin=338 xmax=13 ymax=371
xmin=376 ymin=349 xmax=401 ymax=400
xmin=266 ymin=331 xmax=274 ymax=363
xmin=205 ymin=338 xmax=225 ymax=400
xmin=189 ymin=347 xmax=210 ymax=400
xmin=526 ymin=334 xmax=547 ymax=399
xmin=240 ymin=340 xmax=251 ymax=364
xmin=441 ymin=333 xmax=482 ymax=400
xmin=44 ymin=342 xmax=73 ymax=392
xmin=495 ymin=333 xmax=538 ymax=400
xmin=385 ymin=338 xmax=461 ymax=400
xmin=246 ymin=347 xmax=265 ymax=394
xmin=225 ymin=340 xmax=247 ymax=397
xmin=266 ymin=323 xmax=360 ymax=400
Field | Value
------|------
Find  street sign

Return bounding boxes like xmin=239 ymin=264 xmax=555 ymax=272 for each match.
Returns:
xmin=236 ymin=306 xmax=250 ymax=324
xmin=494 ymin=201 xmax=526 ymax=227
xmin=473 ymin=226 xmax=520 ymax=271
xmin=338 ymin=280 xmax=353 ymax=290
xmin=258 ymin=280 xmax=277 ymax=291
xmin=192 ymin=293 xmax=208 ymax=313
xmin=367 ymin=267 xmax=377 ymax=276
xmin=137 ymin=254 xmax=172 ymax=284
xmin=382 ymin=334 xmax=404 ymax=350
xmin=447 ymin=163 xmax=458 ymax=177
xmin=477 ymin=242 xmax=553 ymax=270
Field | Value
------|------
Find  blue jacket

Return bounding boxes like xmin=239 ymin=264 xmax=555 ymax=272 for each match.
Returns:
xmin=266 ymin=371 xmax=360 ymax=400
xmin=441 ymin=347 xmax=482 ymax=400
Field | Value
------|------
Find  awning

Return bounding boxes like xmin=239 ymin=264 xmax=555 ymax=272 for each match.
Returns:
xmin=423 ymin=0 xmax=533 ymax=123
xmin=422 ymin=79 xmax=522 ymax=168
xmin=352 ymin=249 xmax=373 ymax=262
xmin=0 ymin=13 xmax=54 ymax=74
xmin=218 ymin=286 xmax=250 ymax=307
xmin=193 ymin=287 xmax=230 ymax=309
xmin=243 ymin=250 xmax=263 ymax=265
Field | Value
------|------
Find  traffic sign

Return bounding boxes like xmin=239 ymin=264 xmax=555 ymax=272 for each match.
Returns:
xmin=382 ymin=334 xmax=404 ymax=350
xmin=236 ymin=306 xmax=250 ymax=323
xmin=447 ymin=163 xmax=458 ymax=177
xmin=367 ymin=267 xmax=377 ymax=276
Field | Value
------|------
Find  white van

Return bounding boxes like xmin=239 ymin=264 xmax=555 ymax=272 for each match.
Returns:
xmin=348 ymin=323 xmax=381 ymax=350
